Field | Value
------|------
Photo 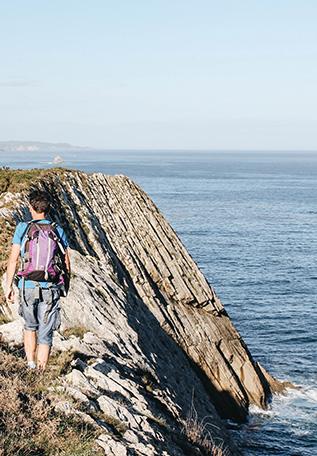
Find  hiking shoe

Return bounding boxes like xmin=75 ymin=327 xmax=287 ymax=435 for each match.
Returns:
xmin=27 ymin=361 xmax=37 ymax=369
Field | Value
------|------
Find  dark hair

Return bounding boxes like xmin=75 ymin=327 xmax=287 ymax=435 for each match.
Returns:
xmin=28 ymin=190 xmax=51 ymax=214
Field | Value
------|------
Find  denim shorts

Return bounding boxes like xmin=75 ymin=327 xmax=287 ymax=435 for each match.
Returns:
xmin=18 ymin=286 xmax=62 ymax=346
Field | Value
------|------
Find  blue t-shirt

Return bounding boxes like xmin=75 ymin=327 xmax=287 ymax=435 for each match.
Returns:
xmin=12 ymin=219 xmax=69 ymax=289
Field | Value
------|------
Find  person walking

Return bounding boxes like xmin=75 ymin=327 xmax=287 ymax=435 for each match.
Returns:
xmin=5 ymin=189 xmax=70 ymax=371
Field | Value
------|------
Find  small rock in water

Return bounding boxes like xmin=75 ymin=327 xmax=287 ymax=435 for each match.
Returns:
xmin=53 ymin=155 xmax=64 ymax=164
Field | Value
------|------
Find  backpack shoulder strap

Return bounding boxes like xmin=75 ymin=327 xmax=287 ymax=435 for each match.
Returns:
xmin=21 ymin=220 xmax=33 ymax=238
xmin=49 ymin=221 xmax=60 ymax=239
xmin=20 ymin=221 xmax=36 ymax=254
xmin=49 ymin=222 xmax=66 ymax=255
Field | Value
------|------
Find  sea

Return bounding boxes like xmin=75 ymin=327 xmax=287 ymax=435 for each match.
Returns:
xmin=1 ymin=149 xmax=316 ymax=456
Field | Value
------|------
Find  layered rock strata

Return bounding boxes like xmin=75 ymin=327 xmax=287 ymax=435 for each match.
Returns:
xmin=0 ymin=169 xmax=285 ymax=455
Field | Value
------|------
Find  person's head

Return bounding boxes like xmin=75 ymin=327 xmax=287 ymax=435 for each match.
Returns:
xmin=28 ymin=189 xmax=51 ymax=218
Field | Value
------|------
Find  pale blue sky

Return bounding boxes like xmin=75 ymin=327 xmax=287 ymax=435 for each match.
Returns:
xmin=1 ymin=1 xmax=316 ymax=150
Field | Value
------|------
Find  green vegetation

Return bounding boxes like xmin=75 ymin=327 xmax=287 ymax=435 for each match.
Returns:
xmin=0 ymin=341 xmax=104 ymax=456
xmin=0 ymin=167 xmax=69 ymax=195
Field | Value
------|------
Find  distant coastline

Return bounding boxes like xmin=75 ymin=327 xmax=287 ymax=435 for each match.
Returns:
xmin=0 ymin=141 xmax=90 ymax=153
xmin=1 ymin=141 xmax=317 ymax=155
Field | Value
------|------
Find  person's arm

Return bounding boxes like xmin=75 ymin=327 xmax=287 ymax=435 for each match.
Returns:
xmin=5 ymin=244 xmax=20 ymax=303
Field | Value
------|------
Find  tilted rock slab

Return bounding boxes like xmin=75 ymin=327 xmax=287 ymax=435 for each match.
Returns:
xmin=0 ymin=169 xmax=285 ymax=454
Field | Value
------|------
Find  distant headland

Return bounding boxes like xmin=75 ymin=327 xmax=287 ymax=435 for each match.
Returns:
xmin=0 ymin=141 xmax=90 ymax=153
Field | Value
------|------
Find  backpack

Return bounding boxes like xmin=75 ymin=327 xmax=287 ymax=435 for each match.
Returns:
xmin=17 ymin=221 xmax=66 ymax=286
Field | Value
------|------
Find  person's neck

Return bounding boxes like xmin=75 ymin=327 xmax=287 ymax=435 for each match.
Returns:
xmin=32 ymin=213 xmax=46 ymax=221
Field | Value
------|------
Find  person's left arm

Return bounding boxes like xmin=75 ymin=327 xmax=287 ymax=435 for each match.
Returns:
xmin=5 ymin=244 xmax=20 ymax=303
xmin=5 ymin=222 xmax=24 ymax=303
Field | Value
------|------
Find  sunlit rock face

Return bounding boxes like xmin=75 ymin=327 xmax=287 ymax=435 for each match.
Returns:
xmin=0 ymin=169 xmax=285 ymax=455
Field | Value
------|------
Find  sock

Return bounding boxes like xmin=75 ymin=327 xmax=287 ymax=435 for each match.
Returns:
xmin=27 ymin=361 xmax=36 ymax=369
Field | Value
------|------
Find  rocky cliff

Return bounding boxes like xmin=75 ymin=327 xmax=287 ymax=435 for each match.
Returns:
xmin=0 ymin=169 xmax=285 ymax=456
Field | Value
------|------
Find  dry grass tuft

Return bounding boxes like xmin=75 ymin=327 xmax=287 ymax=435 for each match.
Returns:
xmin=0 ymin=313 xmax=12 ymax=325
xmin=0 ymin=342 xmax=104 ymax=456
xmin=90 ymin=410 xmax=129 ymax=436
xmin=143 ymin=411 xmax=168 ymax=429
xmin=181 ymin=394 xmax=230 ymax=456
xmin=62 ymin=326 xmax=89 ymax=340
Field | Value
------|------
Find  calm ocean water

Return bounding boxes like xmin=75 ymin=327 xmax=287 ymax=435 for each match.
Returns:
xmin=2 ymin=150 xmax=316 ymax=455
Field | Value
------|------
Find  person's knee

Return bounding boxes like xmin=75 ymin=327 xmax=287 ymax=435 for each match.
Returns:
xmin=22 ymin=316 xmax=38 ymax=331
xmin=38 ymin=321 xmax=54 ymax=345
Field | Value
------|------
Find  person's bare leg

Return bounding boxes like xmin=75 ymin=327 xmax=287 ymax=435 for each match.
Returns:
xmin=37 ymin=344 xmax=51 ymax=371
xmin=24 ymin=329 xmax=37 ymax=362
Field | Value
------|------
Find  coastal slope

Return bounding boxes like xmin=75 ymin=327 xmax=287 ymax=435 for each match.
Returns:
xmin=0 ymin=169 xmax=285 ymax=455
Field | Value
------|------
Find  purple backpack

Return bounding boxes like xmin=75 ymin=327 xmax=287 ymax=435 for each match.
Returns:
xmin=17 ymin=222 xmax=65 ymax=285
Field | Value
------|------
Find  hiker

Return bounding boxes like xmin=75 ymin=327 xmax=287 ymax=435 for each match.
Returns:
xmin=5 ymin=189 xmax=70 ymax=371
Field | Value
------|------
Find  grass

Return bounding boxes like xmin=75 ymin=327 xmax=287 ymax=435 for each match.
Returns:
xmin=42 ymin=349 xmax=76 ymax=379
xmin=0 ymin=341 xmax=104 ymax=456
xmin=0 ymin=167 xmax=69 ymax=196
xmin=0 ymin=313 xmax=12 ymax=325
xmin=142 ymin=411 xmax=168 ymax=429
xmin=89 ymin=410 xmax=129 ymax=437
xmin=136 ymin=365 xmax=157 ymax=393
xmin=62 ymin=326 xmax=89 ymax=340
xmin=181 ymin=395 xmax=230 ymax=456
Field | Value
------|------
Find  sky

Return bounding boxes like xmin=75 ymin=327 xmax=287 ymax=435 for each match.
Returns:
xmin=0 ymin=0 xmax=317 ymax=150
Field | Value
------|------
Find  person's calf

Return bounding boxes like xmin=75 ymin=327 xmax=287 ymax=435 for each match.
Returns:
xmin=24 ymin=329 xmax=37 ymax=363
xmin=37 ymin=343 xmax=51 ymax=371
